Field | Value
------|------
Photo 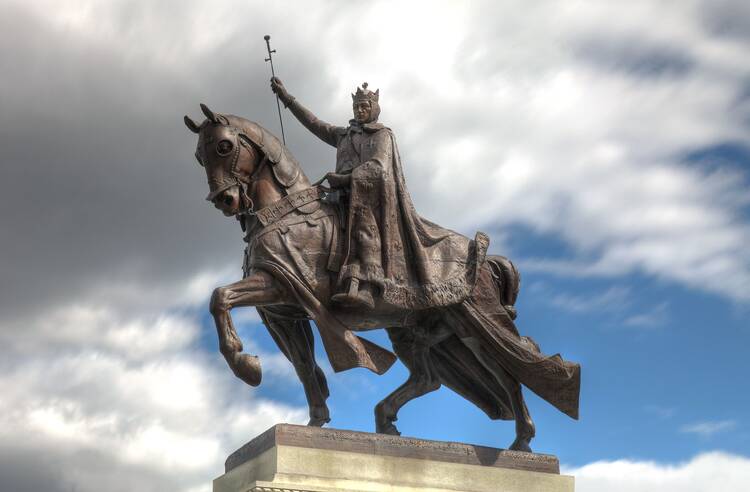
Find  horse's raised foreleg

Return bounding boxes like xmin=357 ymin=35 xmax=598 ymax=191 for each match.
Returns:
xmin=209 ymin=270 xmax=287 ymax=387
xmin=374 ymin=326 xmax=441 ymax=435
xmin=258 ymin=310 xmax=331 ymax=427
xmin=460 ymin=336 xmax=536 ymax=452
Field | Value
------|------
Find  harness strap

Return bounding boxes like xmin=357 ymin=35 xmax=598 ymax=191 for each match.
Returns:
xmin=239 ymin=154 xmax=269 ymax=185
xmin=255 ymin=186 xmax=324 ymax=227
xmin=206 ymin=153 xmax=269 ymax=203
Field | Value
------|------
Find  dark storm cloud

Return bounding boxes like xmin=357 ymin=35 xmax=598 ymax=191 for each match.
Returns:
xmin=0 ymin=2 xmax=343 ymax=319
xmin=0 ymin=441 xmax=205 ymax=492
xmin=0 ymin=447 xmax=67 ymax=492
xmin=0 ymin=4 xmax=367 ymax=488
xmin=574 ymin=37 xmax=695 ymax=77
xmin=700 ymin=0 xmax=750 ymax=41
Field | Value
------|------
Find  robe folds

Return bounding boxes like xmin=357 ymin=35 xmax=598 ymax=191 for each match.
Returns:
xmin=339 ymin=123 xmax=490 ymax=310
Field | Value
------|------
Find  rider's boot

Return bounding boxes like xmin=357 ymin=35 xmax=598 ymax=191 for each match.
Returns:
xmin=331 ymin=277 xmax=375 ymax=310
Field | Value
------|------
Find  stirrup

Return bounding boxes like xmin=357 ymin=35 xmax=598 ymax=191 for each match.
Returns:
xmin=331 ymin=278 xmax=375 ymax=310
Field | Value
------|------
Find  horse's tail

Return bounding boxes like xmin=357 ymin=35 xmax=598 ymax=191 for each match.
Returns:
xmin=486 ymin=255 xmax=541 ymax=353
xmin=486 ymin=255 xmax=521 ymax=321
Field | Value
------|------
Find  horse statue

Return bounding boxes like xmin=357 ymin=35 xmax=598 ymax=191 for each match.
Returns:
xmin=184 ymin=104 xmax=580 ymax=452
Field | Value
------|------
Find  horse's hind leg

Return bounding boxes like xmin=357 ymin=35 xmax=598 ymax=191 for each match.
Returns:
xmin=258 ymin=310 xmax=331 ymax=427
xmin=374 ymin=326 xmax=441 ymax=435
xmin=461 ymin=336 xmax=535 ymax=452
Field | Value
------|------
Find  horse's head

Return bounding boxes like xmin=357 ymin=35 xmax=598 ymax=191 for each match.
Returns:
xmin=184 ymin=104 xmax=262 ymax=217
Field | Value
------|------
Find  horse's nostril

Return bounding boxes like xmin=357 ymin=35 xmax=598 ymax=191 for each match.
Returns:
xmin=223 ymin=194 xmax=234 ymax=206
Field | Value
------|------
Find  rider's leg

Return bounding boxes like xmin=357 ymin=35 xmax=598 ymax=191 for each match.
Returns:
xmin=332 ymin=212 xmax=380 ymax=310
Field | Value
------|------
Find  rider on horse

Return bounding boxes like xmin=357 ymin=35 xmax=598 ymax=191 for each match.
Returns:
xmin=184 ymin=100 xmax=581 ymax=448
xmin=271 ymin=78 xmax=489 ymax=312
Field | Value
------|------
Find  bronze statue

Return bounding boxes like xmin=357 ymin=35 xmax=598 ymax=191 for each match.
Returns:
xmin=183 ymin=83 xmax=580 ymax=452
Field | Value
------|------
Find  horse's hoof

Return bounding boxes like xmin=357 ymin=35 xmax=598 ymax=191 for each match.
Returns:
xmin=232 ymin=353 xmax=262 ymax=387
xmin=307 ymin=403 xmax=330 ymax=427
xmin=308 ymin=416 xmax=330 ymax=427
xmin=308 ymin=407 xmax=331 ymax=427
xmin=377 ymin=422 xmax=401 ymax=436
xmin=509 ymin=438 xmax=532 ymax=453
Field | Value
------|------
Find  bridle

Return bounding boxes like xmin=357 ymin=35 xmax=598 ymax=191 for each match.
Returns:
xmin=199 ymin=123 xmax=270 ymax=217
xmin=187 ymin=106 xmax=327 ymax=229
xmin=233 ymin=140 xmax=270 ymax=217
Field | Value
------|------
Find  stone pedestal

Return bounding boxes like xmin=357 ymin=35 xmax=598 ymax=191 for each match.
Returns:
xmin=214 ymin=424 xmax=573 ymax=492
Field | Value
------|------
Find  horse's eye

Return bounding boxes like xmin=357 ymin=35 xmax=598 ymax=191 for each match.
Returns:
xmin=216 ymin=139 xmax=233 ymax=156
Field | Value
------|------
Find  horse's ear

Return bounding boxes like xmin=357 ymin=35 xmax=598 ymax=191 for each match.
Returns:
xmin=200 ymin=103 xmax=217 ymax=123
xmin=184 ymin=115 xmax=200 ymax=133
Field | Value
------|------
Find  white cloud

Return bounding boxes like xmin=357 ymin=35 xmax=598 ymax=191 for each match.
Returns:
xmin=549 ymin=286 xmax=632 ymax=314
xmin=624 ymin=302 xmax=671 ymax=328
xmin=310 ymin=0 xmax=750 ymax=303
xmin=4 ymin=303 xmax=199 ymax=359
xmin=568 ymin=451 xmax=750 ymax=492
xmin=0 ymin=345 xmax=306 ymax=492
xmin=644 ymin=405 xmax=677 ymax=419
xmin=681 ymin=420 xmax=738 ymax=438
xmin=527 ymin=282 xmax=670 ymax=327
xmin=0 ymin=269 xmax=307 ymax=492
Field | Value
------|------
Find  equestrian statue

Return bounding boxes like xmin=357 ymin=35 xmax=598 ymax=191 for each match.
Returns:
xmin=183 ymin=79 xmax=580 ymax=452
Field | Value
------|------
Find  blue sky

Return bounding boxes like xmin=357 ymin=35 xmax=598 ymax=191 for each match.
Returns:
xmin=1 ymin=1 xmax=749 ymax=491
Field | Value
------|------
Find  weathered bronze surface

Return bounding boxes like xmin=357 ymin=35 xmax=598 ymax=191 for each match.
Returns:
xmin=184 ymin=82 xmax=581 ymax=452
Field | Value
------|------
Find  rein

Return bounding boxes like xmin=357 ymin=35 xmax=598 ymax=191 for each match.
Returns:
xmin=239 ymin=138 xmax=328 ymax=227
xmin=237 ymin=154 xmax=270 ymax=216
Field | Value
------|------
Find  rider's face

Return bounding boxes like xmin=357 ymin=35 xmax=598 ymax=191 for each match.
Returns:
xmin=353 ymin=101 xmax=371 ymax=123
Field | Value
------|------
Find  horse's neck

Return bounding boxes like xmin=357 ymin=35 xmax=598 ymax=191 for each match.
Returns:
xmin=250 ymin=165 xmax=285 ymax=210
xmin=247 ymin=134 xmax=315 ymax=211
xmin=250 ymin=149 xmax=315 ymax=209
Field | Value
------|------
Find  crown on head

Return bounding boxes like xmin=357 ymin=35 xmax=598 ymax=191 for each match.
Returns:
xmin=352 ymin=82 xmax=379 ymax=104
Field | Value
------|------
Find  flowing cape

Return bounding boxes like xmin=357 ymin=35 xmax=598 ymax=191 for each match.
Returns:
xmin=443 ymin=260 xmax=580 ymax=419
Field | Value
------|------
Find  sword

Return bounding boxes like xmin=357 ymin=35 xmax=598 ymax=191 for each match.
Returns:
xmin=264 ymin=34 xmax=287 ymax=145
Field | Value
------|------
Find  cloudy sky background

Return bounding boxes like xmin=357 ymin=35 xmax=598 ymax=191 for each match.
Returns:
xmin=1 ymin=0 xmax=749 ymax=490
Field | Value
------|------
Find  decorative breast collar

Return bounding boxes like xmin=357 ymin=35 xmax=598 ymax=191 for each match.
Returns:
xmin=254 ymin=186 xmax=324 ymax=227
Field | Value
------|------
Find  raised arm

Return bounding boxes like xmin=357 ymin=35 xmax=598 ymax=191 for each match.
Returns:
xmin=271 ymin=77 xmax=343 ymax=148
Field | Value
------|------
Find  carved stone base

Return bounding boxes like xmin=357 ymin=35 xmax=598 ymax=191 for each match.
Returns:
xmin=213 ymin=424 xmax=574 ymax=492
